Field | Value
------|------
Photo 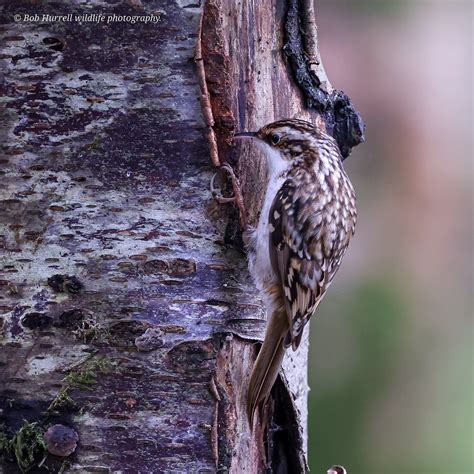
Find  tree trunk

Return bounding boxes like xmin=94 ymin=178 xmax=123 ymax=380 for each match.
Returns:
xmin=0 ymin=1 xmax=363 ymax=473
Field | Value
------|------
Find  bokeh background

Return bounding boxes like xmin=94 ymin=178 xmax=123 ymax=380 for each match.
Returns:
xmin=308 ymin=1 xmax=473 ymax=473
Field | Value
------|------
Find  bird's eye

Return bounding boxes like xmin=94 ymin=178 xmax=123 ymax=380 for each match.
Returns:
xmin=270 ymin=133 xmax=280 ymax=145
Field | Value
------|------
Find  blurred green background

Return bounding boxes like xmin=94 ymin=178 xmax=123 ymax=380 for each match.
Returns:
xmin=308 ymin=1 xmax=473 ymax=473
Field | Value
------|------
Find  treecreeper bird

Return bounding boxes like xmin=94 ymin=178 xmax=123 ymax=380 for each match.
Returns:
xmin=234 ymin=119 xmax=357 ymax=426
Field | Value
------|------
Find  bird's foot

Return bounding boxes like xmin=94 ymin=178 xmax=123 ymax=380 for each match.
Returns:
xmin=210 ymin=163 xmax=247 ymax=230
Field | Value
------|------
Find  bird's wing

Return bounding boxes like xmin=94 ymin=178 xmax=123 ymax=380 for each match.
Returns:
xmin=269 ymin=178 xmax=331 ymax=350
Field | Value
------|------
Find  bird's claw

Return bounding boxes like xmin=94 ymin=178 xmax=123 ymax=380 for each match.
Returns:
xmin=210 ymin=163 xmax=247 ymax=230
xmin=210 ymin=169 xmax=235 ymax=203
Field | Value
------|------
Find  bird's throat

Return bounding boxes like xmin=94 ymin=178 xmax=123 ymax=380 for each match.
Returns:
xmin=256 ymin=141 xmax=289 ymax=180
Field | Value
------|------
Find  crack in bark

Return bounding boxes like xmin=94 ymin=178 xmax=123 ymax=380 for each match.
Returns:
xmin=267 ymin=377 xmax=309 ymax=472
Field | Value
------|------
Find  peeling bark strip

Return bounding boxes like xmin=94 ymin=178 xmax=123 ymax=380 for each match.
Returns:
xmin=200 ymin=0 xmax=236 ymax=162
xmin=196 ymin=11 xmax=220 ymax=167
xmin=283 ymin=0 xmax=366 ymax=157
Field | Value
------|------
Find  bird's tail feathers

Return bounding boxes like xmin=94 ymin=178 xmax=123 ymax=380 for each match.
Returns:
xmin=247 ymin=304 xmax=289 ymax=428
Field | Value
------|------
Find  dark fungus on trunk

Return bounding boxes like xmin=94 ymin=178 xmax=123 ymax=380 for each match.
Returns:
xmin=284 ymin=0 xmax=366 ymax=158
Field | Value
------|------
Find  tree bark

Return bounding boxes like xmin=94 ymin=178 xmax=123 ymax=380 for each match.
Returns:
xmin=0 ymin=1 xmax=363 ymax=473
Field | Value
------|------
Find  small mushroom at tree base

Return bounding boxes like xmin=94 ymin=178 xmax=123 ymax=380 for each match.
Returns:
xmin=44 ymin=424 xmax=79 ymax=457
xmin=328 ymin=466 xmax=347 ymax=474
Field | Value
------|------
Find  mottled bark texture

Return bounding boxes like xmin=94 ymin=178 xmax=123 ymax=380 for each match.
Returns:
xmin=0 ymin=1 xmax=363 ymax=473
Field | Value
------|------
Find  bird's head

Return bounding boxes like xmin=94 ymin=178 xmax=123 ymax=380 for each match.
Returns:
xmin=258 ymin=119 xmax=321 ymax=150
xmin=234 ymin=119 xmax=332 ymax=175
xmin=235 ymin=119 xmax=320 ymax=153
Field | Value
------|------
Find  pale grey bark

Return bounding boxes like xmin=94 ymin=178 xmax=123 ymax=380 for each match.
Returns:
xmin=0 ymin=1 xmax=363 ymax=472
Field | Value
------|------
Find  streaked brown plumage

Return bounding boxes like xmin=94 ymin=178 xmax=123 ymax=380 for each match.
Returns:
xmin=236 ymin=119 xmax=357 ymax=426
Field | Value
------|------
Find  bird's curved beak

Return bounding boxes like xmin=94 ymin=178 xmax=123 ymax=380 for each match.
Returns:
xmin=233 ymin=132 xmax=257 ymax=140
